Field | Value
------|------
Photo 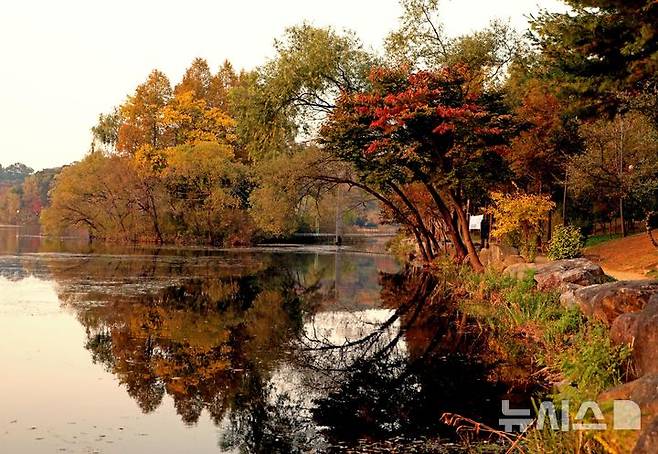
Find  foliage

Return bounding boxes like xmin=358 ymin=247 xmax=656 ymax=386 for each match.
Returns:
xmin=458 ymin=265 xmax=633 ymax=452
xmin=249 ymin=149 xmax=318 ymax=237
xmin=0 ymin=165 xmax=59 ymax=224
xmin=42 ymin=143 xmax=255 ymax=246
xmin=0 ymin=162 xmax=33 ymax=184
xmin=584 ymin=233 xmax=622 ymax=248
xmin=547 ymin=224 xmax=584 ymax=260
xmin=487 ymin=192 xmax=555 ymax=260
xmin=569 ymin=111 xmax=658 ymax=228
xmin=531 ymin=0 xmax=658 ymax=117
xmin=385 ymin=0 xmax=523 ymax=86
xmin=321 ymin=64 xmax=512 ymax=269
xmin=506 ymin=80 xmax=581 ymax=193
xmin=117 ymin=69 xmax=173 ymax=154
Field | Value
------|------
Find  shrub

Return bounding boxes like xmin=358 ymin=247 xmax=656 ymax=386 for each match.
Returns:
xmin=547 ymin=225 xmax=583 ymax=260
xmin=487 ymin=192 xmax=555 ymax=262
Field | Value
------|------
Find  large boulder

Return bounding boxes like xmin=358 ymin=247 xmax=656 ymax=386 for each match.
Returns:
xmin=480 ymin=244 xmax=524 ymax=271
xmin=599 ymin=374 xmax=658 ymax=453
xmin=533 ymin=258 xmax=608 ymax=292
xmin=611 ymin=294 xmax=658 ymax=376
xmin=503 ymin=262 xmax=537 ymax=280
xmin=635 ymin=416 xmax=658 ymax=454
xmin=574 ymin=280 xmax=658 ymax=326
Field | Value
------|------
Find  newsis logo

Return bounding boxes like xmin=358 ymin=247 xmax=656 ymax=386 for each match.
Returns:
xmin=500 ymin=399 xmax=642 ymax=432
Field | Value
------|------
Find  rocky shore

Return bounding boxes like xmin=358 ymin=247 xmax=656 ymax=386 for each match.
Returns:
xmin=484 ymin=247 xmax=658 ymax=453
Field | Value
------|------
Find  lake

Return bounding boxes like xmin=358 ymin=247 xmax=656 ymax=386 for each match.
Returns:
xmin=0 ymin=226 xmax=529 ymax=453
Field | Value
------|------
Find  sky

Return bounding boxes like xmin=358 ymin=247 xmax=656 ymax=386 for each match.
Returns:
xmin=0 ymin=0 xmax=566 ymax=171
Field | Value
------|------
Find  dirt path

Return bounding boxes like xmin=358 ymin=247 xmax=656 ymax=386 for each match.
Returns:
xmin=584 ymin=233 xmax=658 ymax=280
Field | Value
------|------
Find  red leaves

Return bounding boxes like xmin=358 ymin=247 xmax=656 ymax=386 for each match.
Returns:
xmin=432 ymin=123 xmax=455 ymax=135
xmin=325 ymin=64 xmax=508 ymax=162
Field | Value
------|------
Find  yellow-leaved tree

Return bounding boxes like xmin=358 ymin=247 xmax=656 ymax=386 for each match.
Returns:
xmin=487 ymin=192 xmax=555 ymax=261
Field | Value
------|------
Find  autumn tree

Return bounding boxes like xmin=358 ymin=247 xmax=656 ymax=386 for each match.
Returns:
xmin=41 ymin=153 xmax=145 ymax=240
xmin=161 ymin=142 xmax=254 ymax=245
xmin=321 ymin=66 xmax=512 ymax=270
xmin=505 ymin=79 xmax=582 ymax=194
xmin=487 ymin=192 xmax=556 ymax=260
xmin=117 ymin=70 xmax=173 ymax=154
xmin=161 ymin=91 xmax=236 ymax=146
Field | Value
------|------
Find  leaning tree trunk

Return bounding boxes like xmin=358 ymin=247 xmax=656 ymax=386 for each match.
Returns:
xmin=423 ymin=182 xmax=468 ymax=263
xmin=446 ymin=191 xmax=484 ymax=273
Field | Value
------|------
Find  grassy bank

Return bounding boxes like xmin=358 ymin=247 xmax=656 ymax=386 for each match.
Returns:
xmin=431 ymin=263 xmax=633 ymax=453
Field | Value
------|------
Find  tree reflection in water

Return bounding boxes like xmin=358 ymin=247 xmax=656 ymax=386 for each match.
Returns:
xmin=3 ymin=248 xmax=538 ymax=452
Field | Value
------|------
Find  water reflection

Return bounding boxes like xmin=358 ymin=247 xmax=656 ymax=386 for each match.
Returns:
xmin=0 ymin=229 xmax=534 ymax=453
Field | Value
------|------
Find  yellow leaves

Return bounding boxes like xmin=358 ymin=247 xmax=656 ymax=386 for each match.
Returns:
xmin=488 ymin=191 xmax=555 ymax=239
xmin=162 ymin=90 xmax=237 ymax=146
xmin=133 ymin=145 xmax=168 ymax=175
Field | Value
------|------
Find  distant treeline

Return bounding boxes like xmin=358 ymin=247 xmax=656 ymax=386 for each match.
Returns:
xmin=0 ymin=163 xmax=60 ymax=225
xmin=4 ymin=0 xmax=658 ymax=261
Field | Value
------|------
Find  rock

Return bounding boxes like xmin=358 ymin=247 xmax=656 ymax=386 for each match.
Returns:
xmin=558 ymin=283 xmax=584 ymax=309
xmin=634 ymin=416 xmax=658 ymax=454
xmin=480 ymin=244 xmax=521 ymax=271
xmin=600 ymin=374 xmax=658 ymax=453
xmin=533 ymin=258 xmax=608 ymax=292
xmin=600 ymin=374 xmax=658 ymax=430
xmin=503 ymin=263 xmax=537 ymax=280
xmin=502 ymin=254 xmax=526 ymax=268
xmin=610 ymin=312 xmax=641 ymax=345
xmin=611 ymin=294 xmax=658 ymax=376
xmin=574 ymin=280 xmax=658 ymax=325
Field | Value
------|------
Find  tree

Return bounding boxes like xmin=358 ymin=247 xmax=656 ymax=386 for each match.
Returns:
xmin=385 ymin=0 xmax=523 ymax=85
xmin=161 ymin=90 xmax=237 ymax=146
xmin=175 ymin=57 xmax=213 ymax=100
xmin=506 ymin=80 xmax=581 ymax=194
xmin=91 ymin=108 xmax=121 ymax=152
xmin=487 ymin=192 xmax=556 ymax=260
xmin=117 ymin=70 xmax=173 ymax=154
xmin=0 ymin=162 xmax=33 ymax=184
xmin=161 ymin=142 xmax=254 ymax=245
xmin=321 ymin=66 xmax=512 ymax=270
xmin=531 ymin=0 xmax=658 ymax=116
xmin=41 ymin=153 xmax=144 ymax=240
xmin=569 ymin=111 xmax=658 ymax=237
xmin=0 ymin=186 xmax=21 ymax=224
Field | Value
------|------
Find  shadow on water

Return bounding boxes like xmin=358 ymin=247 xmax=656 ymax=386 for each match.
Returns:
xmin=0 ymin=228 xmax=540 ymax=453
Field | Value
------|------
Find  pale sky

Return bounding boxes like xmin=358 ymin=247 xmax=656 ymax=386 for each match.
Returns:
xmin=0 ymin=0 xmax=565 ymax=171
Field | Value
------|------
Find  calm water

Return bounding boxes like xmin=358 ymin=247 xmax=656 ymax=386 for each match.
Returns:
xmin=0 ymin=226 xmax=530 ymax=453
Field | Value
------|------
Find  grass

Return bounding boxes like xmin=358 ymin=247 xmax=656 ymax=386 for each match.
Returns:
xmin=584 ymin=233 xmax=622 ymax=248
xmin=446 ymin=266 xmax=634 ymax=453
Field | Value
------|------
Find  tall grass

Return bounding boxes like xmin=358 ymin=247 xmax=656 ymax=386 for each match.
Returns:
xmin=450 ymin=266 xmax=634 ymax=453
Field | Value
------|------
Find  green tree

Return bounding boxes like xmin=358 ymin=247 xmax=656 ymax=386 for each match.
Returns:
xmin=385 ymin=0 xmax=523 ymax=85
xmin=531 ymin=0 xmax=658 ymax=116
xmin=569 ymin=111 xmax=658 ymax=237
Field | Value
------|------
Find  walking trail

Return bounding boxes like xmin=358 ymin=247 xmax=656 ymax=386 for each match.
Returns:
xmin=584 ymin=233 xmax=658 ymax=281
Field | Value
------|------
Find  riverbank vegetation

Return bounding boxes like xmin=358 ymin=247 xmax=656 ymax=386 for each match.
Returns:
xmin=431 ymin=263 xmax=634 ymax=452
xmin=1 ymin=0 xmax=657 ymax=268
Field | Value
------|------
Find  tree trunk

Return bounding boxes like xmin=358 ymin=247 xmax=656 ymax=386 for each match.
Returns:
xmin=423 ymin=182 xmax=467 ymax=263
xmin=620 ymin=197 xmax=626 ymax=238
xmin=389 ymin=183 xmax=441 ymax=257
xmin=445 ymin=190 xmax=484 ymax=272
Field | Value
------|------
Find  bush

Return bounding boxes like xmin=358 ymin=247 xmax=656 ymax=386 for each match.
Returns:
xmin=547 ymin=225 xmax=583 ymax=260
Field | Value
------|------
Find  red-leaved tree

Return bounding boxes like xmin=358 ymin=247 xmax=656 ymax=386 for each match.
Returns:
xmin=320 ymin=65 xmax=511 ymax=271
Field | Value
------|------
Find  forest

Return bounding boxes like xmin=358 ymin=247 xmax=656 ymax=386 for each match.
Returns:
xmin=2 ymin=0 xmax=658 ymax=269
